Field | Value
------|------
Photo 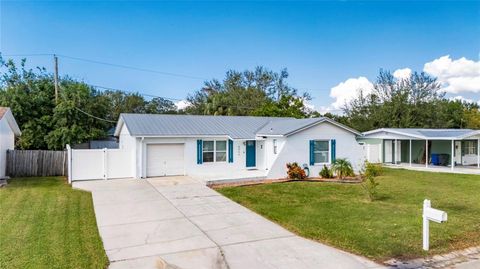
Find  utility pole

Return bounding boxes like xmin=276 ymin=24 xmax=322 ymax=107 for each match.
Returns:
xmin=54 ymin=54 xmax=59 ymax=104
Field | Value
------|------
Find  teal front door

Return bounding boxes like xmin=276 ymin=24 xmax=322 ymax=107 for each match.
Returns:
xmin=246 ymin=140 xmax=256 ymax=168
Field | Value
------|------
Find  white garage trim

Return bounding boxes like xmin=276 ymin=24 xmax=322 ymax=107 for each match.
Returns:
xmin=146 ymin=143 xmax=185 ymax=177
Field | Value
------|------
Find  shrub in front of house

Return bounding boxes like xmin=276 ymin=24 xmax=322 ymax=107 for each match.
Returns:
xmin=319 ymin=165 xmax=333 ymax=179
xmin=331 ymin=158 xmax=355 ymax=179
xmin=361 ymin=161 xmax=380 ymax=201
xmin=286 ymin=162 xmax=307 ymax=180
xmin=364 ymin=161 xmax=383 ymax=177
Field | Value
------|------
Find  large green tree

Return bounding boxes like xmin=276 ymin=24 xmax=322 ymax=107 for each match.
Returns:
xmin=342 ymin=70 xmax=477 ymax=131
xmin=185 ymin=66 xmax=313 ymax=118
xmin=0 ymin=56 xmax=178 ymax=149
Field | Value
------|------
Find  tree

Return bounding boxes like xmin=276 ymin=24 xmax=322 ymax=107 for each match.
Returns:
xmin=185 ymin=66 xmax=312 ymax=118
xmin=0 ymin=56 xmax=180 ymax=150
xmin=341 ymin=70 xmax=464 ymax=131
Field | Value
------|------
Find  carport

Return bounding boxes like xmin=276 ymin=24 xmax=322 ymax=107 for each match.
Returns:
xmin=362 ymin=128 xmax=480 ymax=172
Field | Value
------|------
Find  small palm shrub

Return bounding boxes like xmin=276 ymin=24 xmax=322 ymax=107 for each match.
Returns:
xmin=286 ymin=162 xmax=307 ymax=180
xmin=319 ymin=165 xmax=333 ymax=178
xmin=331 ymin=158 xmax=354 ymax=179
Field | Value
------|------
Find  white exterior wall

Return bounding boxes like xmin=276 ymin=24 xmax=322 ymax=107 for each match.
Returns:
xmin=0 ymin=118 xmax=15 ymax=178
xmin=118 ymin=121 xmax=364 ymax=180
xmin=266 ymin=122 xmax=365 ymax=179
xmin=135 ymin=136 xmax=264 ymax=179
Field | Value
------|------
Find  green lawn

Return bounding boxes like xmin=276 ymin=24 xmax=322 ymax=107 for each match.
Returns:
xmin=0 ymin=177 xmax=109 ymax=269
xmin=218 ymin=168 xmax=480 ymax=262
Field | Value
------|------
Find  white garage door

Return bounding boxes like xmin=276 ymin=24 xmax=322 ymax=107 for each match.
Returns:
xmin=147 ymin=144 xmax=185 ymax=177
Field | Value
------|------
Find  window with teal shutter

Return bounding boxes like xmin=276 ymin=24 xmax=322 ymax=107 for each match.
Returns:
xmin=309 ymin=140 xmax=314 ymax=165
xmin=331 ymin=139 xmax=336 ymax=163
xmin=197 ymin=140 xmax=203 ymax=164
xmin=228 ymin=139 xmax=234 ymax=163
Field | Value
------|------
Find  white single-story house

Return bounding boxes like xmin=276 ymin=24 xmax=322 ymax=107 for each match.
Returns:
xmin=0 ymin=107 xmax=21 ymax=178
xmin=111 ymin=114 xmax=365 ymax=180
xmin=360 ymin=128 xmax=480 ymax=171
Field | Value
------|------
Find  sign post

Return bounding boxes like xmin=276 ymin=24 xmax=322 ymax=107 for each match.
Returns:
xmin=422 ymin=199 xmax=447 ymax=251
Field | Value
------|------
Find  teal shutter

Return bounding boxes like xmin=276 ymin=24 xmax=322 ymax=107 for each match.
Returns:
xmin=228 ymin=139 xmax=234 ymax=163
xmin=197 ymin=140 xmax=203 ymax=164
xmin=331 ymin=139 xmax=336 ymax=163
xmin=309 ymin=140 xmax=315 ymax=165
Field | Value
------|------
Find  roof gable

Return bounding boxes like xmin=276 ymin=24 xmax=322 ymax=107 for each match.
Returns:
xmin=0 ymin=107 xmax=21 ymax=136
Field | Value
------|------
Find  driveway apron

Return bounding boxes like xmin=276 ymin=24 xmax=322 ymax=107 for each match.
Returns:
xmin=73 ymin=177 xmax=383 ymax=269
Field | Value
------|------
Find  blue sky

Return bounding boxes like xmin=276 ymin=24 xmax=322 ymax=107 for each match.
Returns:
xmin=1 ymin=1 xmax=479 ymax=111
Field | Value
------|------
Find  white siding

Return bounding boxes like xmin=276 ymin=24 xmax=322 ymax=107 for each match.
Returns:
xmin=266 ymin=122 xmax=365 ymax=179
xmin=0 ymin=118 xmax=15 ymax=178
xmin=118 ymin=121 xmax=364 ymax=181
xmin=136 ymin=137 xmax=260 ymax=179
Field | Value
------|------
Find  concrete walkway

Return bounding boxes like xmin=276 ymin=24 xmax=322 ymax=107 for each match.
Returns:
xmin=74 ymin=177 xmax=383 ymax=269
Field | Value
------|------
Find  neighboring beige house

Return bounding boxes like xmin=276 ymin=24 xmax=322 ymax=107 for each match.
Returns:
xmin=0 ymin=107 xmax=21 ymax=178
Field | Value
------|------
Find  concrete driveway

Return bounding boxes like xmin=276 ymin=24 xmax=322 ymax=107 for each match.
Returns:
xmin=74 ymin=177 xmax=383 ymax=269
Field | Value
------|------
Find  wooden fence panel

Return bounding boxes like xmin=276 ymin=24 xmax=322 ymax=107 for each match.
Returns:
xmin=6 ymin=150 xmax=67 ymax=177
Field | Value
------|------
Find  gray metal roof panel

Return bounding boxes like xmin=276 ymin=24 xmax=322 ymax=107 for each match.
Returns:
xmin=256 ymin=118 xmax=325 ymax=135
xmin=364 ymin=128 xmax=477 ymax=139
xmin=119 ymin=114 xmax=291 ymax=139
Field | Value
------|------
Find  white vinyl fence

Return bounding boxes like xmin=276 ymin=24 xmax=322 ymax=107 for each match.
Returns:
xmin=66 ymin=144 xmax=133 ymax=182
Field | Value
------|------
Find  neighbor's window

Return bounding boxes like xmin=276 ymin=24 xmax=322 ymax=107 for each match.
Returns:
xmin=273 ymin=139 xmax=278 ymax=154
xmin=462 ymin=141 xmax=478 ymax=155
xmin=203 ymin=140 xmax=227 ymax=163
xmin=216 ymin=141 xmax=227 ymax=162
xmin=314 ymin=140 xmax=329 ymax=164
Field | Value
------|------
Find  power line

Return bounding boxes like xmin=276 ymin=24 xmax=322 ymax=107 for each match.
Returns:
xmin=90 ymin=84 xmax=184 ymax=102
xmin=2 ymin=53 xmax=207 ymax=80
xmin=56 ymin=54 xmax=208 ymax=80
xmin=3 ymin=53 xmax=334 ymax=91
xmin=74 ymin=107 xmax=117 ymax=123
xmin=2 ymin=53 xmax=54 ymax=57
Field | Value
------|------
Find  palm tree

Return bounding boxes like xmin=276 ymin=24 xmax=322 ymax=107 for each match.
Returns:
xmin=331 ymin=158 xmax=354 ymax=179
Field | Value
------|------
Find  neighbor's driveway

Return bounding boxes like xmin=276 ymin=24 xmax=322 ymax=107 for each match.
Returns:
xmin=74 ymin=177 xmax=383 ymax=269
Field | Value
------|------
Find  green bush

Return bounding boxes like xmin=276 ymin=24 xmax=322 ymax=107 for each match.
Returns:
xmin=365 ymin=161 xmax=383 ymax=177
xmin=319 ymin=165 xmax=334 ymax=178
xmin=286 ymin=162 xmax=307 ymax=180
xmin=331 ymin=158 xmax=355 ymax=179
xmin=361 ymin=161 xmax=381 ymax=201
xmin=362 ymin=173 xmax=379 ymax=201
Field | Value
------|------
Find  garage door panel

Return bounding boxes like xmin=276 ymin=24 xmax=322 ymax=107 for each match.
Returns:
xmin=147 ymin=144 xmax=185 ymax=177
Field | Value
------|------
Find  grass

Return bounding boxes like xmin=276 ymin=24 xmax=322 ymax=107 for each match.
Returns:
xmin=0 ymin=177 xmax=109 ymax=269
xmin=218 ymin=168 xmax=480 ymax=262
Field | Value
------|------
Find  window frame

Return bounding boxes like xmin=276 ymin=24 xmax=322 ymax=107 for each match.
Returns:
xmin=202 ymin=139 xmax=228 ymax=163
xmin=463 ymin=140 xmax=477 ymax=155
xmin=273 ymin=139 xmax=278 ymax=154
xmin=313 ymin=140 xmax=330 ymax=165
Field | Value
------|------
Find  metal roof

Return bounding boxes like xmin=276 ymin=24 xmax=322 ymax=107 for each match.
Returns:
xmin=115 ymin=114 xmax=360 ymax=139
xmin=117 ymin=114 xmax=290 ymax=139
xmin=256 ymin=118 xmax=323 ymax=136
xmin=363 ymin=128 xmax=480 ymax=140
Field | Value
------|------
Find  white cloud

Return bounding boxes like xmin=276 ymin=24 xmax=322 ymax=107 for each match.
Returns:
xmin=449 ymin=95 xmax=480 ymax=105
xmin=423 ymin=55 xmax=480 ymax=94
xmin=175 ymin=100 xmax=190 ymax=110
xmin=393 ymin=68 xmax=412 ymax=79
xmin=329 ymin=77 xmax=373 ymax=109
